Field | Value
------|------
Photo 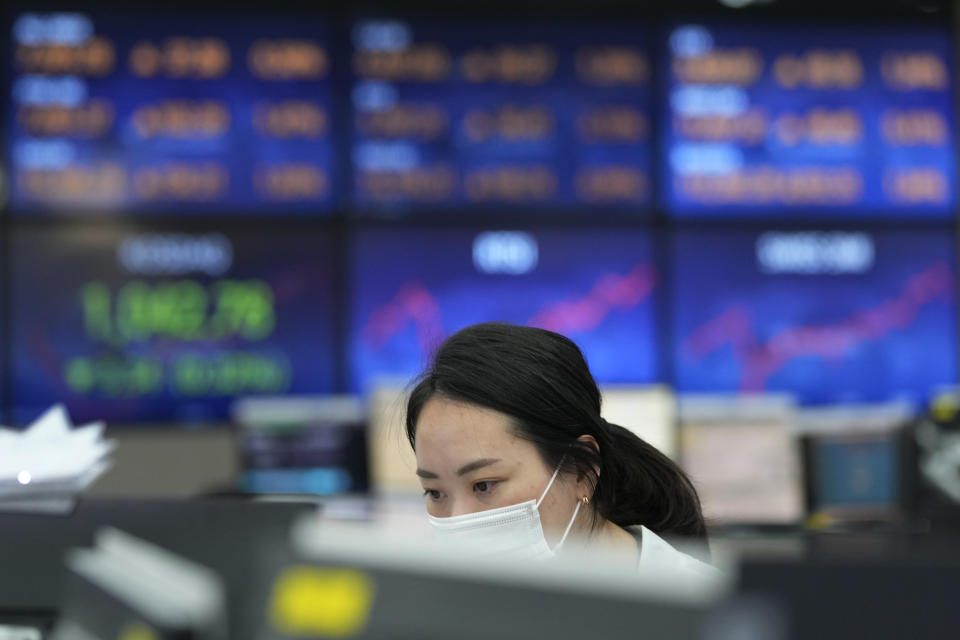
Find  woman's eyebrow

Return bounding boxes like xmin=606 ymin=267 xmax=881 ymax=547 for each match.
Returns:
xmin=415 ymin=458 xmax=502 ymax=479
xmin=456 ymin=458 xmax=502 ymax=476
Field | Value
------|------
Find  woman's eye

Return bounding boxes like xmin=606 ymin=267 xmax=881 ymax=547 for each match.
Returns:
xmin=474 ymin=481 xmax=497 ymax=495
xmin=423 ymin=489 xmax=443 ymax=501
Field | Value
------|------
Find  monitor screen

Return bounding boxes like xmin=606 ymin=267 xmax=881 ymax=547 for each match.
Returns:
xmin=672 ymin=229 xmax=956 ymax=405
xmin=809 ymin=431 xmax=901 ymax=518
xmin=349 ymin=228 xmax=659 ymax=391
xmin=235 ymin=396 xmax=370 ymax=496
xmin=11 ymin=224 xmax=336 ymax=424
xmin=600 ymin=385 xmax=677 ymax=460
xmin=367 ymin=383 xmax=423 ymax=496
xmin=6 ymin=11 xmax=336 ymax=214
xmin=663 ymin=23 xmax=956 ymax=218
xmin=679 ymin=395 xmax=804 ymax=525
xmin=350 ymin=18 xmax=653 ymax=213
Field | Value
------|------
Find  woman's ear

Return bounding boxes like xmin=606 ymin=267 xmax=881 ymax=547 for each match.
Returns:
xmin=575 ymin=434 xmax=601 ymax=496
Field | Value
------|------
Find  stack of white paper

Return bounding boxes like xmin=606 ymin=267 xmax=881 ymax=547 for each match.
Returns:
xmin=0 ymin=405 xmax=114 ymax=514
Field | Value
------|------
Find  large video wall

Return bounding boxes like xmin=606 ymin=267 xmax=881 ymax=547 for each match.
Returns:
xmin=3 ymin=8 xmax=956 ymax=424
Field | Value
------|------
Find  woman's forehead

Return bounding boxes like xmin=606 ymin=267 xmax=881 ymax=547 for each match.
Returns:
xmin=414 ymin=397 xmax=531 ymax=464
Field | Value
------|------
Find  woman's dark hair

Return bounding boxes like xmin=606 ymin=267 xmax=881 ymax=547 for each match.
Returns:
xmin=405 ymin=322 xmax=707 ymax=542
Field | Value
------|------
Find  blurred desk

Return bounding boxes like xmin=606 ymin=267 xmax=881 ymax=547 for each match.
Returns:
xmin=0 ymin=498 xmax=316 ymax=639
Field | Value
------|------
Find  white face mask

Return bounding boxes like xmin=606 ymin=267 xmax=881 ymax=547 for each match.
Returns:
xmin=427 ymin=464 xmax=584 ymax=560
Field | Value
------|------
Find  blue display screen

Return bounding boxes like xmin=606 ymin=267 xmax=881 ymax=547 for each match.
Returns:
xmin=349 ymin=229 xmax=659 ymax=391
xmin=242 ymin=422 xmax=369 ymax=496
xmin=6 ymin=11 xmax=336 ymax=214
xmin=672 ymin=229 xmax=956 ymax=405
xmin=814 ymin=436 xmax=899 ymax=510
xmin=663 ymin=23 xmax=956 ymax=217
xmin=350 ymin=19 xmax=653 ymax=212
xmin=10 ymin=225 xmax=337 ymax=424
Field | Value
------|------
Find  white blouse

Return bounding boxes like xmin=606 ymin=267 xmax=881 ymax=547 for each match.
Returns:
xmin=632 ymin=525 xmax=725 ymax=584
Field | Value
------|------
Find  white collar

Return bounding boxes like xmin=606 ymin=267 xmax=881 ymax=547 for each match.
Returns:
xmin=634 ymin=526 xmax=724 ymax=582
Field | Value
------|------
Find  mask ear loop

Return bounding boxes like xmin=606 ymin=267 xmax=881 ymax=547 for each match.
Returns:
xmin=535 ymin=456 xmax=585 ymax=552
xmin=536 ymin=457 xmax=565 ymax=508
xmin=536 ymin=461 xmax=563 ymax=509
xmin=553 ymin=498 xmax=583 ymax=551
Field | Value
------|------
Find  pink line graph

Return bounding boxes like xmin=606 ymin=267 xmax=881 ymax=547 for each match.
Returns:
xmin=363 ymin=263 xmax=658 ymax=353
xmin=527 ymin=263 xmax=658 ymax=334
xmin=363 ymin=281 xmax=444 ymax=355
xmin=682 ymin=261 xmax=954 ymax=391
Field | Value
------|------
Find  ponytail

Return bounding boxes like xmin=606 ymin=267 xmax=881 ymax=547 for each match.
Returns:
xmin=594 ymin=421 xmax=706 ymax=538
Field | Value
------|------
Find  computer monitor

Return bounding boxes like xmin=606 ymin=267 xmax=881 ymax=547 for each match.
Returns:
xmin=796 ymin=403 xmax=914 ymax=524
xmin=233 ymin=396 xmax=370 ymax=497
xmin=600 ymin=384 xmax=678 ymax=460
xmin=365 ymin=382 xmax=423 ymax=497
xmin=679 ymin=394 xmax=804 ymax=526
xmin=808 ymin=433 xmax=901 ymax=521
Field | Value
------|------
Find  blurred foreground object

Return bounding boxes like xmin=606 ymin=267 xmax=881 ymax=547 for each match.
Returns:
xmin=251 ymin=516 xmax=741 ymax=640
xmin=0 ymin=405 xmax=114 ymax=514
xmin=51 ymin=527 xmax=227 ymax=640
xmin=0 ymin=498 xmax=316 ymax=640
xmin=910 ymin=388 xmax=960 ymax=531
xmin=740 ymin=545 xmax=960 ymax=640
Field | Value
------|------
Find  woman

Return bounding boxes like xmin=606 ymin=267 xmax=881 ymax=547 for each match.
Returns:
xmin=406 ymin=322 xmax=718 ymax=578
